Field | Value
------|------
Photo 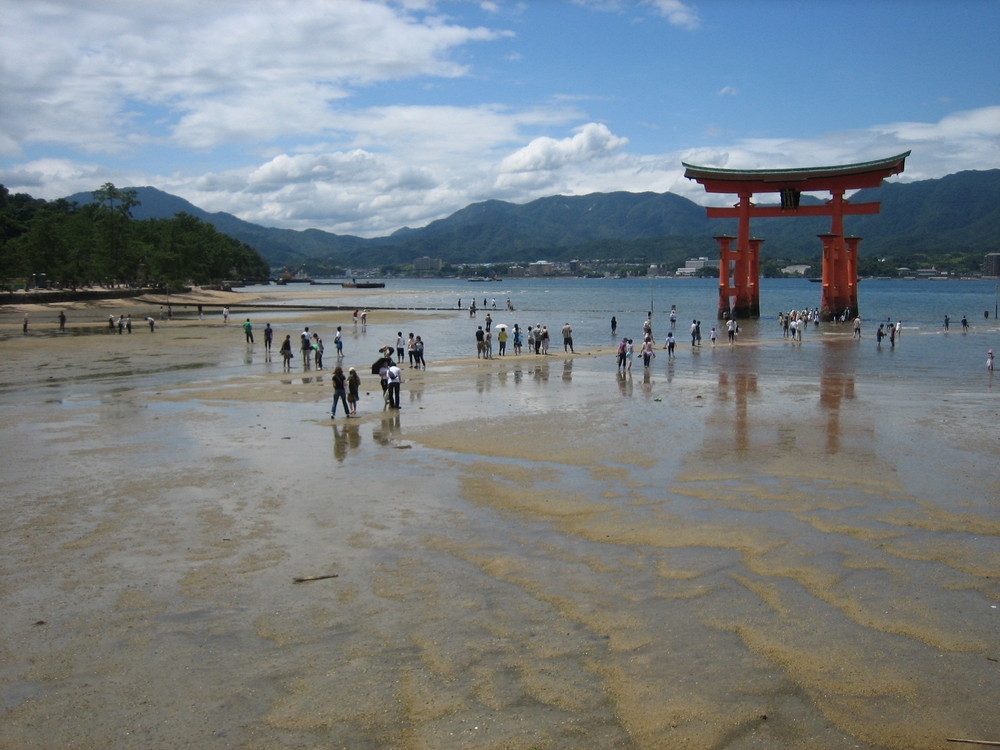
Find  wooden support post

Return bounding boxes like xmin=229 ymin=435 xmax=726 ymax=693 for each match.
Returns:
xmin=747 ymin=237 xmax=763 ymax=317
xmin=714 ymin=234 xmax=735 ymax=319
xmin=844 ymin=236 xmax=861 ymax=319
xmin=732 ymin=193 xmax=753 ymax=318
xmin=818 ymin=233 xmax=840 ymax=321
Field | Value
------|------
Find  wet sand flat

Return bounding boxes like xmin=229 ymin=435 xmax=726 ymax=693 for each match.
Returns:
xmin=0 ymin=292 xmax=998 ymax=750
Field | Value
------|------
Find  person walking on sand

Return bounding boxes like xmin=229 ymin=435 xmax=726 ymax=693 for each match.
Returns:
xmin=407 ymin=332 xmax=416 ymax=367
xmin=386 ymin=362 xmax=402 ymax=409
xmin=395 ymin=332 xmax=404 ymax=363
xmin=611 ymin=316 xmax=617 ymax=336
xmin=527 ymin=326 xmax=535 ymax=354
xmin=617 ymin=337 xmax=628 ymax=371
xmin=540 ymin=326 xmax=550 ymax=355
xmin=943 ymin=315 xmax=950 ymax=331
xmin=728 ymin=317 xmax=737 ymax=344
xmin=313 ymin=333 xmax=324 ymax=369
xmin=562 ymin=323 xmax=574 ymax=353
xmin=497 ymin=326 xmax=507 ymax=356
xmin=222 ymin=307 xmax=229 ymax=325
xmin=475 ymin=326 xmax=486 ymax=358
xmin=987 ymin=349 xmax=994 ymax=372
xmin=300 ymin=329 xmax=313 ymax=368
xmin=264 ymin=323 xmax=273 ymax=356
xmin=710 ymin=326 xmax=718 ymax=346
xmin=641 ymin=338 xmax=655 ymax=368
xmin=665 ymin=331 xmax=676 ymax=357
xmin=58 ymin=310 xmax=66 ymax=331
xmin=330 ymin=366 xmax=351 ymax=418
xmin=625 ymin=339 xmax=634 ymax=371
xmin=22 ymin=313 xmax=29 ymax=334
xmin=243 ymin=318 xmax=254 ymax=344
xmin=347 ymin=367 xmax=361 ymax=414
xmin=961 ymin=315 xmax=969 ymax=332
xmin=279 ymin=335 xmax=293 ymax=371
xmin=414 ymin=336 xmax=426 ymax=369
xmin=691 ymin=320 xmax=698 ymax=347
xmin=146 ymin=316 xmax=155 ymax=332
xmin=853 ymin=316 xmax=862 ymax=339
xmin=512 ymin=325 xmax=522 ymax=355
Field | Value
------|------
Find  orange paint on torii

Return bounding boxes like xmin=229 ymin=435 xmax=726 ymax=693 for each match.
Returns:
xmin=683 ymin=152 xmax=909 ymax=320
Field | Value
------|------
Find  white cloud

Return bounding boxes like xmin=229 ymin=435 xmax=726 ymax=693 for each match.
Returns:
xmin=497 ymin=123 xmax=629 ymax=174
xmin=574 ymin=0 xmax=700 ymax=30
xmin=0 ymin=0 xmax=507 ymax=154
xmin=642 ymin=0 xmax=700 ymax=30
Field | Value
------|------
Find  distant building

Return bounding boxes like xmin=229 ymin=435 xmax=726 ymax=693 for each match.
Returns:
xmin=528 ymin=261 xmax=554 ymax=276
xmin=782 ymin=264 xmax=811 ymax=276
xmin=675 ymin=256 xmax=719 ymax=276
xmin=984 ymin=253 xmax=1000 ymax=277
xmin=413 ymin=256 xmax=443 ymax=271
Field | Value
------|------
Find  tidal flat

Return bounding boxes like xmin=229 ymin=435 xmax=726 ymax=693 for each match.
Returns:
xmin=0 ymin=290 xmax=997 ymax=749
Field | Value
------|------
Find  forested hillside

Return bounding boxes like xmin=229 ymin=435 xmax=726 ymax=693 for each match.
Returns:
xmin=1 ymin=183 xmax=269 ymax=289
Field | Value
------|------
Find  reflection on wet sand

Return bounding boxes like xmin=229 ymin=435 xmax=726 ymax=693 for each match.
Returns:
xmin=331 ymin=421 xmax=361 ymax=462
xmin=819 ymin=342 xmax=857 ymax=454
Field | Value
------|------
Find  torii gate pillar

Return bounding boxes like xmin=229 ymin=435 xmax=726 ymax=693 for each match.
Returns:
xmin=817 ymin=233 xmax=863 ymax=321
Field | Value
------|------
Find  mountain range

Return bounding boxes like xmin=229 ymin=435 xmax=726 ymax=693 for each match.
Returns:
xmin=66 ymin=168 xmax=999 ymax=269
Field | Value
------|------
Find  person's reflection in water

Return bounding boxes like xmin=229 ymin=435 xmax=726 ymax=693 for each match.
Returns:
xmin=562 ymin=357 xmax=573 ymax=382
xmin=373 ymin=411 xmax=401 ymax=447
xmin=616 ymin=370 xmax=633 ymax=398
xmin=331 ymin=421 xmax=362 ymax=463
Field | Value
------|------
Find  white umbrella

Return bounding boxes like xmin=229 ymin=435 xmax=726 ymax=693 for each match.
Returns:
xmin=494 ymin=323 xmax=508 ymax=330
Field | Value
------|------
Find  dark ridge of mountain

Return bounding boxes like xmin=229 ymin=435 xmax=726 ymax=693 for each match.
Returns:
xmin=63 ymin=186 xmax=367 ymax=268
xmin=62 ymin=169 xmax=1000 ymax=266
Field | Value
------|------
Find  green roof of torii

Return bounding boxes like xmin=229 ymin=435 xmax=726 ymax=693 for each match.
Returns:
xmin=683 ymin=151 xmax=910 ymax=193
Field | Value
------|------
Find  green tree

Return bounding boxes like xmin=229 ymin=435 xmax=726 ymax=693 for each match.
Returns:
xmin=91 ymin=182 xmax=141 ymax=282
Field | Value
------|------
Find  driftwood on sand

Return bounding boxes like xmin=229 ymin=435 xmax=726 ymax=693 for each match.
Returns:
xmin=946 ymin=740 xmax=1000 ymax=747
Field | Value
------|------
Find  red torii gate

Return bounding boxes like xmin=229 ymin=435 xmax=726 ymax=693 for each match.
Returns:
xmin=683 ymin=152 xmax=909 ymax=320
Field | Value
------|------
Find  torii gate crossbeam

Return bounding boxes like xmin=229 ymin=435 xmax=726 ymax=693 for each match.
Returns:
xmin=683 ymin=152 xmax=909 ymax=320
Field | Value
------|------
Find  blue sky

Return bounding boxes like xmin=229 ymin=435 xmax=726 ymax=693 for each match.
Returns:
xmin=1 ymin=0 xmax=997 ymax=237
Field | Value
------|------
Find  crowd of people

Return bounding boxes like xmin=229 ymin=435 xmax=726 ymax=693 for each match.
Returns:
xmin=21 ymin=297 xmax=995 ymax=426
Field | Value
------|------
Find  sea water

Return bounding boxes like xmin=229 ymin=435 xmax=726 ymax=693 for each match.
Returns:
xmin=238 ymin=277 xmax=1000 ymax=389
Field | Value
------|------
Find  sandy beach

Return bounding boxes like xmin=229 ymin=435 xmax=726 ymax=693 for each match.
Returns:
xmin=0 ymin=287 xmax=997 ymax=750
